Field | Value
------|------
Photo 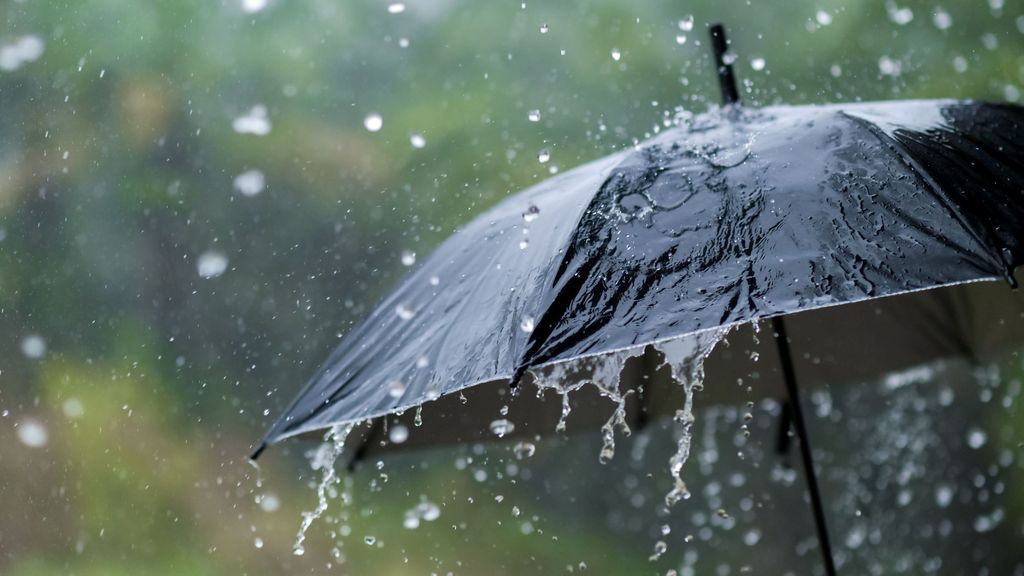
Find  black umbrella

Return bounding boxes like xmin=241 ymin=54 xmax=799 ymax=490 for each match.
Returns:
xmin=254 ymin=24 xmax=1024 ymax=574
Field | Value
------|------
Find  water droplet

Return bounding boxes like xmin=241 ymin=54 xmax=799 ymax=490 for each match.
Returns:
xmin=363 ymin=113 xmax=383 ymax=132
xmin=511 ymin=506 xmax=521 ymax=517
xmin=21 ymin=335 xmax=46 ymax=359
xmin=649 ymin=540 xmax=667 ymax=561
xmin=241 ymin=0 xmax=267 ymax=13
xmin=722 ymin=51 xmax=738 ymax=65
xmin=539 ymin=23 xmax=549 ymax=34
xmin=197 ymin=251 xmax=229 ymax=279
xmin=878 ymin=56 xmax=902 ymax=77
xmin=400 ymin=250 xmax=416 ymax=266
xmin=233 ymin=169 xmax=265 ymax=197
xmin=395 ymin=303 xmax=415 ymax=320
xmin=678 ymin=15 xmax=694 ymax=31
xmin=967 ymin=427 xmax=987 ymax=449
xmin=0 ymin=35 xmax=45 ymax=72
xmin=62 ymin=398 xmax=84 ymax=419
xmin=750 ymin=57 xmax=766 ymax=71
xmin=259 ymin=492 xmax=280 ymax=512
xmin=489 ymin=419 xmax=515 ymax=438
xmin=292 ymin=546 xmax=304 ymax=556
xmin=661 ymin=524 xmax=671 ymax=536
xmin=16 ymin=418 xmax=48 ymax=448
xmin=387 ymin=380 xmax=406 ymax=399
xmin=527 ymin=109 xmax=541 ymax=122
xmin=398 ymin=37 xmax=410 ymax=48
xmin=675 ymin=35 xmax=687 ymax=45
xmin=415 ymin=356 xmax=429 ymax=369
xmin=409 ymin=133 xmax=426 ymax=148
xmin=537 ymin=149 xmax=551 ymax=163
xmin=518 ymin=238 xmax=529 ymax=250
xmin=520 ymin=316 xmax=535 ymax=333
xmin=888 ymin=5 xmax=914 ymax=25
xmin=815 ymin=10 xmax=833 ymax=25
xmin=232 ymin=105 xmax=271 ymax=135
xmin=429 ymin=275 xmax=440 ymax=286
xmin=364 ymin=535 xmax=376 ymax=545
xmin=522 ymin=204 xmax=540 ymax=222
xmin=387 ymin=2 xmax=405 ymax=14
xmin=935 ymin=484 xmax=954 ymax=507
xmin=513 ymin=441 xmax=535 ymax=459
xmin=610 ymin=48 xmax=621 ymax=61
xmin=253 ymin=537 xmax=264 ymax=548
xmin=933 ymin=8 xmax=953 ymax=30
xmin=389 ymin=424 xmax=409 ymax=444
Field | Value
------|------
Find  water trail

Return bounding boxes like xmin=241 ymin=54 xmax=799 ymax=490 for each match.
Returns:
xmin=532 ymin=348 xmax=644 ymax=462
xmin=293 ymin=423 xmax=355 ymax=556
xmin=654 ymin=328 xmax=730 ymax=508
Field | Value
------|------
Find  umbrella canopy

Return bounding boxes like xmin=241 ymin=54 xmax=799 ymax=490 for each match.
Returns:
xmin=255 ymin=97 xmax=1024 ymax=451
xmin=256 ymin=23 xmax=1024 ymax=573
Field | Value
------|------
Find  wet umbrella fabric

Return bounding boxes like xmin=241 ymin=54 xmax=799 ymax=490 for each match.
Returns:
xmin=256 ymin=97 xmax=1024 ymax=452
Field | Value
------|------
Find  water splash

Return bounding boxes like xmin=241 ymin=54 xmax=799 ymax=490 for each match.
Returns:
xmin=293 ymin=423 xmax=355 ymax=556
xmin=654 ymin=328 xmax=730 ymax=507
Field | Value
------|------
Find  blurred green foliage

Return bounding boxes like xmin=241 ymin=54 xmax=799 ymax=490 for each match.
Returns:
xmin=0 ymin=0 xmax=1022 ymax=574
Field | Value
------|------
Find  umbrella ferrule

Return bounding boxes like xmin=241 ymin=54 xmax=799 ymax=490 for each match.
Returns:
xmin=709 ymin=23 xmax=740 ymax=107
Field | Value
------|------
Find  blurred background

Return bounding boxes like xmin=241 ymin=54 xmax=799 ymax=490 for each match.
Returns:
xmin=1 ymin=0 xmax=1023 ymax=574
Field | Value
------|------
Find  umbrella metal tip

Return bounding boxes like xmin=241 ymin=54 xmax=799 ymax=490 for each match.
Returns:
xmin=249 ymin=442 xmax=267 ymax=461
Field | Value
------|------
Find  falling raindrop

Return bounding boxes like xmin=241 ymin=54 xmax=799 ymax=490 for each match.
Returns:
xmin=675 ymin=35 xmax=687 ymax=45
xmin=363 ymin=113 xmax=383 ymax=132
xmin=489 ymin=419 xmax=515 ymax=437
xmin=815 ymin=10 xmax=833 ymax=26
xmin=62 ymin=398 xmax=84 ymax=419
xmin=649 ymin=540 xmax=667 ymax=561
xmin=678 ymin=15 xmax=694 ymax=31
xmin=750 ymin=57 xmax=766 ymax=71
xmin=539 ymin=23 xmax=549 ymax=34
xmin=197 ymin=251 xmax=229 ymax=279
xmin=241 ymin=0 xmax=268 ymax=13
xmin=610 ymin=48 xmax=621 ymax=61
xmin=389 ymin=424 xmax=409 ymax=444
xmin=527 ymin=109 xmax=541 ymax=122
xmin=253 ymin=536 xmax=264 ymax=548
xmin=887 ymin=4 xmax=914 ymax=25
xmin=967 ymin=427 xmax=987 ymax=449
xmin=233 ymin=169 xmax=266 ymax=197
xmin=364 ymin=536 xmax=376 ymax=545
xmin=0 ymin=36 xmax=45 ymax=72
xmin=537 ymin=149 xmax=551 ymax=163
xmin=21 ymin=335 xmax=46 ymax=359
xmin=409 ymin=133 xmax=426 ymax=148
xmin=513 ymin=441 xmax=535 ymax=459
xmin=232 ymin=105 xmax=272 ymax=135
xmin=400 ymin=250 xmax=416 ymax=266
xmin=387 ymin=2 xmax=404 ymax=14
xmin=16 ymin=418 xmax=48 ymax=448
xmin=933 ymin=8 xmax=953 ymax=30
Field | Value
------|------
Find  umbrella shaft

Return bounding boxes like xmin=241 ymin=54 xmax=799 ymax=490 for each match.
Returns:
xmin=773 ymin=316 xmax=838 ymax=576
